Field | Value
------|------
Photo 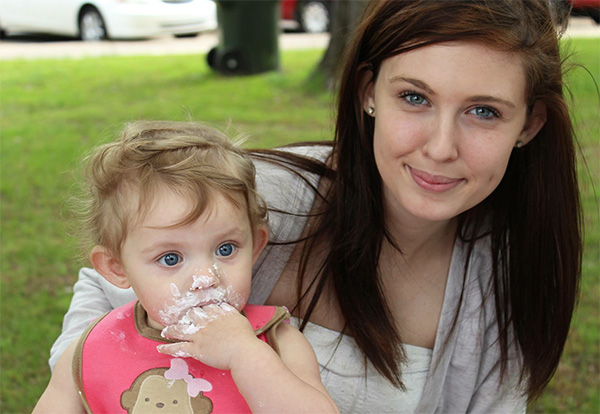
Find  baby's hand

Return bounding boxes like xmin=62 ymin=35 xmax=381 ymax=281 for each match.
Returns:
xmin=157 ymin=302 xmax=258 ymax=370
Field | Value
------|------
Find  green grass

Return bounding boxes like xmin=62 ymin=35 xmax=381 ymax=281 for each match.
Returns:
xmin=528 ymin=37 xmax=600 ymax=414
xmin=1 ymin=39 xmax=598 ymax=413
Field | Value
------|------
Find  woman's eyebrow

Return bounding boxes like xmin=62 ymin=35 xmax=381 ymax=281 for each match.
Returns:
xmin=467 ymin=95 xmax=516 ymax=109
xmin=389 ymin=76 xmax=434 ymax=94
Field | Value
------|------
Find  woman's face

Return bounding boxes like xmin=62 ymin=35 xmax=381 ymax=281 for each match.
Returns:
xmin=363 ymin=41 xmax=545 ymax=225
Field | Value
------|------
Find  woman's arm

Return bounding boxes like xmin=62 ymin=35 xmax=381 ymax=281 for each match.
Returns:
xmin=34 ymin=340 xmax=85 ymax=413
xmin=49 ymin=267 xmax=135 ymax=370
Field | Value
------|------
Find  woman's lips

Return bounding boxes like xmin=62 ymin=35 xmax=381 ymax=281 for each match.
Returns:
xmin=407 ymin=166 xmax=464 ymax=192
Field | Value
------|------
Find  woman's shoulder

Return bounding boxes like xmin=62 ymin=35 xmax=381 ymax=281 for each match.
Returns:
xmin=443 ymin=234 xmax=500 ymax=336
xmin=253 ymin=144 xmax=331 ymax=239
xmin=275 ymin=144 xmax=332 ymax=161
xmin=248 ymin=145 xmax=332 ymax=305
xmin=252 ymin=144 xmax=332 ymax=178
xmin=451 ymin=234 xmax=494 ymax=301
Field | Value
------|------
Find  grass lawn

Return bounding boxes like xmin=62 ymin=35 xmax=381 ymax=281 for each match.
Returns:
xmin=1 ymin=39 xmax=598 ymax=413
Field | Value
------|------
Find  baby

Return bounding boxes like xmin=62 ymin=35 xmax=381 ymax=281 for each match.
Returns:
xmin=33 ymin=120 xmax=337 ymax=413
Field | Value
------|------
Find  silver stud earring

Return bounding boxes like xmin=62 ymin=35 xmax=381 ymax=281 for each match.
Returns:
xmin=515 ymin=141 xmax=523 ymax=149
xmin=367 ymin=106 xmax=375 ymax=115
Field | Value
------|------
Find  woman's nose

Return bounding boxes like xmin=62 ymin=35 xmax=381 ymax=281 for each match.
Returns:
xmin=422 ymin=115 xmax=460 ymax=162
xmin=189 ymin=265 xmax=221 ymax=291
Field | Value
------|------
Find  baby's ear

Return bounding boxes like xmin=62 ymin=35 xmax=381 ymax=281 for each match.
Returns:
xmin=251 ymin=226 xmax=269 ymax=265
xmin=90 ymin=246 xmax=130 ymax=289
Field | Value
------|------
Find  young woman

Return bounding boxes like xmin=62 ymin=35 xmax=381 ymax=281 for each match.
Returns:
xmin=50 ymin=1 xmax=582 ymax=412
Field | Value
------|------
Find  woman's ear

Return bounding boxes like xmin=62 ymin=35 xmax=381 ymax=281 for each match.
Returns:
xmin=519 ymin=101 xmax=547 ymax=145
xmin=251 ymin=226 xmax=269 ymax=265
xmin=90 ymin=246 xmax=130 ymax=289
xmin=359 ymin=65 xmax=376 ymax=116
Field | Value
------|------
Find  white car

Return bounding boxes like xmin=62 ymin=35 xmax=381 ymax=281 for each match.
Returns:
xmin=0 ymin=0 xmax=217 ymax=41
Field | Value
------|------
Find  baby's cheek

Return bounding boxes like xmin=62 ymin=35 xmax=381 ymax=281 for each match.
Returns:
xmin=156 ymin=296 xmax=186 ymax=326
xmin=223 ymin=285 xmax=247 ymax=311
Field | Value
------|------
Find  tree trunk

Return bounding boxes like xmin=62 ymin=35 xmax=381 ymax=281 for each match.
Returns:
xmin=309 ymin=0 xmax=369 ymax=91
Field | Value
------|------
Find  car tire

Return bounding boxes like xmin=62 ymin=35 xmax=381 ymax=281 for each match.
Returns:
xmin=297 ymin=0 xmax=330 ymax=33
xmin=79 ymin=7 xmax=107 ymax=41
xmin=588 ymin=9 xmax=600 ymax=24
xmin=174 ymin=33 xmax=200 ymax=38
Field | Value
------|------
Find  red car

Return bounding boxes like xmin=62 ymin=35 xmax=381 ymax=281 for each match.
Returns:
xmin=568 ymin=0 xmax=600 ymax=23
xmin=281 ymin=0 xmax=330 ymax=33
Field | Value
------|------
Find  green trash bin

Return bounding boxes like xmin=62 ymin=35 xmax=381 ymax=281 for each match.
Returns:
xmin=207 ymin=0 xmax=281 ymax=75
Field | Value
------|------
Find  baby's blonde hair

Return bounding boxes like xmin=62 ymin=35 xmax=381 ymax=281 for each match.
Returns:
xmin=79 ymin=120 xmax=267 ymax=257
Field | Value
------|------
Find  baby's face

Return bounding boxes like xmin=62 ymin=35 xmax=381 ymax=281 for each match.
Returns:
xmin=118 ymin=188 xmax=263 ymax=329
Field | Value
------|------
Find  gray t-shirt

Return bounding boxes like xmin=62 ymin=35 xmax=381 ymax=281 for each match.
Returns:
xmin=50 ymin=145 xmax=526 ymax=413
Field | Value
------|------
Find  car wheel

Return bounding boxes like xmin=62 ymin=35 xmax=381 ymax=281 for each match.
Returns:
xmin=175 ymin=33 xmax=200 ymax=38
xmin=588 ymin=9 xmax=600 ymax=24
xmin=297 ymin=0 xmax=330 ymax=33
xmin=79 ymin=7 xmax=107 ymax=41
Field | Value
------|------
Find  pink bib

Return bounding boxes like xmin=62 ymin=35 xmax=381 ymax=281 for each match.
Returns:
xmin=73 ymin=300 xmax=289 ymax=413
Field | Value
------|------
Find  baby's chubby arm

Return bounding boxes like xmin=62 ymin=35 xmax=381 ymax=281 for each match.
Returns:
xmin=33 ymin=340 xmax=85 ymax=413
xmin=159 ymin=303 xmax=339 ymax=413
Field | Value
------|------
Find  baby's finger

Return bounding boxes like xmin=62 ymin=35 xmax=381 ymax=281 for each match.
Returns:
xmin=157 ymin=342 xmax=195 ymax=359
xmin=184 ymin=307 xmax=215 ymax=326
xmin=161 ymin=323 xmax=200 ymax=340
xmin=218 ymin=302 xmax=238 ymax=313
xmin=202 ymin=303 xmax=229 ymax=317
xmin=189 ymin=306 xmax=209 ymax=318
xmin=201 ymin=302 xmax=238 ymax=318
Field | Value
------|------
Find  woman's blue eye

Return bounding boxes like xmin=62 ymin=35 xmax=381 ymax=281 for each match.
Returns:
xmin=158 ymin=253 xmax=182 ymax=267
xmin=470 ymin=106 xmax=500 ymax=119
xmin=216 ymin=243 xmax=235 ymax=257
xmin=401 ymin=92 xmax=428 ymax=106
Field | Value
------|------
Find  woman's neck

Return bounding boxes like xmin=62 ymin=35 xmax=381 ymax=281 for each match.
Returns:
xmin=378 ymin=204 xmax=458 ymax=349
xmin=384 ymin=205 xmax=458 ymax=263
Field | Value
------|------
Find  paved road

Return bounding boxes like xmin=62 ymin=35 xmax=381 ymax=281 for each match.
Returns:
xmin=0 ymin=17 xmax=597 ymax=61
xmin=0 ymin=31 xmax=330 ymax=60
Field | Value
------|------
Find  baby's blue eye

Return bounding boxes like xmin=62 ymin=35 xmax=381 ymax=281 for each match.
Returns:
xmin=216 ymin=243 xmax=235 ymax=257
xmin=158 ymin=253 xmax=182 ymax=267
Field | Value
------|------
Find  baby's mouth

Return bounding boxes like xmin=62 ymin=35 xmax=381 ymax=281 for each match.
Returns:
xmin=159 ymin=286 xmax=227 ymax=325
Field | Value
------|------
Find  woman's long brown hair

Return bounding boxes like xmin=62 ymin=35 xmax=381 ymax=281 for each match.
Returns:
xmin=252 ymin=0 xmax=582 ymax=402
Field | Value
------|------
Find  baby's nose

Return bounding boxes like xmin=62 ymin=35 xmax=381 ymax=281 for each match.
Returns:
xmin=189 ymin=266 xmax=221 ymax=290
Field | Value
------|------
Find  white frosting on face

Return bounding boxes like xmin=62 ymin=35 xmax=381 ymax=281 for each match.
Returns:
xmin=160 ymin=300 xmax=239 ymax=338
xmin=209 ymin=263 xmax=221 ymax=279
xmin=158 ymin=264 xmax=243 ymax=326
xmin=190 ymin=275 xmax=213 ymax=290
xmin=170 ymin=283 xmax=181 ymax=298
xmin=222 ymin=286 xmax=244 ymax=309
xmin=159 ymin=287 xmax=227 ymax=325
